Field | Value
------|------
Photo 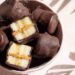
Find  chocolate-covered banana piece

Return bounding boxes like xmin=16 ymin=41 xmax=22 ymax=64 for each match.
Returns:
xmin=0 ymin=0 xmax=15 ymax=16
xmin=0 ymin=0 xmax=30 ymax=25
xmin=0 ymin=16 xmax=4 ymax=27
xmin=32 ymin=7 xmax=44 ymax=22
xmin=35 ymin=33 xmax=60 ymax=58
xmin=0 ymin=0 xmax=62 ymax=71
xmin=0 ymin=30 xmax=9 ymax=51
xmin=48 ymin=15 xmax=58 ymax=34
xmin=10 ymin=16 xmax=38 ymax=44
xmin=0 ymin=0 xmax=29 ymax=20
xmin=6 ymin=1 xmax=30 ymax=21
xmin=39 ymin=11 xmax=55 ymax=25
xmin=0 ymin=1 xmax=11 ymax=26
xmin=32 ymin=7 xmax=58 ymax=34
xmin=6 ymin=42 xmax=32 ymax=70
xmin=32 ymin=7 xmax=54 ymax=23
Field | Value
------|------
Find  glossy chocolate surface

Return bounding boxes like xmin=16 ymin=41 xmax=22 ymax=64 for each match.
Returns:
xmin=0 ymin=30 xmax=9 ymax=51
xmin=35 ymin=33 xmax=60 ymax=58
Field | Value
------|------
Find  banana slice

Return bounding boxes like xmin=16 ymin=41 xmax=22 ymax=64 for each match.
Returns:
xmin=6 ymin=56 xmax=30 ymax=69
xmin=10 ymin=23 xmax=19 ymax=31
xmin=6 ymin=42 xmax=32 ymax=70
xmin=10 ymin=16 xmax=37 ymax=43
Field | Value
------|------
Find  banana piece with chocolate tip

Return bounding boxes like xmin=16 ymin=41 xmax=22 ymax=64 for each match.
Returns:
xmin=6 ymin=42 xmax=32 ymax=70
xmin=10 ymin=16 xmax=38 ymax=44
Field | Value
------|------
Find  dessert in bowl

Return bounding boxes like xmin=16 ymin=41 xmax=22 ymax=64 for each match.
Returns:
xmin=0 ymin=0 xmax=62 ymax=74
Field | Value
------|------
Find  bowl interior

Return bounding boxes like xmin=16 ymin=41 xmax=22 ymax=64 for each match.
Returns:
xmin=0 ymin=0 xmax=63 ymax=74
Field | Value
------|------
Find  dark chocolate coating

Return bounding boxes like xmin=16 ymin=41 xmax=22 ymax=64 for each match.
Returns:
xmin=35 ymin=33 xmax=60 ymax=58
xmin=32 ymin=7 xmax=54 ymax=23
xmin=48 ymin=15 xmax=58 ymax=34
xmin=7 ymin=2 xmax=30 ymax=21
xmin=0 ymin=0 xmax=30 ymax=21
xmin=0 ymin=0 xmax=15 ymax=26
xmin=0 ymin=16 xmax=4 ymax=27
xmin=0 ymin=0 xmax=62 ymax=74
xmin=0 ymin=0 xmax=15 ymax=16
xmin=6 ymin=62 xmax=27 ymax=71
xmin=0 ymin=30 xmax=9 ymax=51
xmin=32 ymin=7 xmax=44 ymax=22
xmin=39 ymin=10 xmax=54 ymax=25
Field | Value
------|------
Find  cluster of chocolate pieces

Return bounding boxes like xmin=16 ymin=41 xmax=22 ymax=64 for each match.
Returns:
xmin=0 ymin=0 xmax=60 ymax=70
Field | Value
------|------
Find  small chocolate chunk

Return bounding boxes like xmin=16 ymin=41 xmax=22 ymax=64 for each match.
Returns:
xmin=7 ymin=2 xmax=30 ymax=21
xmin=6 ymin=42 xmax=32 ymax=70
xmin=48 ymin=15 xmax=58 ymax=34
xmin=0 ymin=30 xmax=9 ymax=51
xmin=35 ymin=33 xmax=60 ymax=58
